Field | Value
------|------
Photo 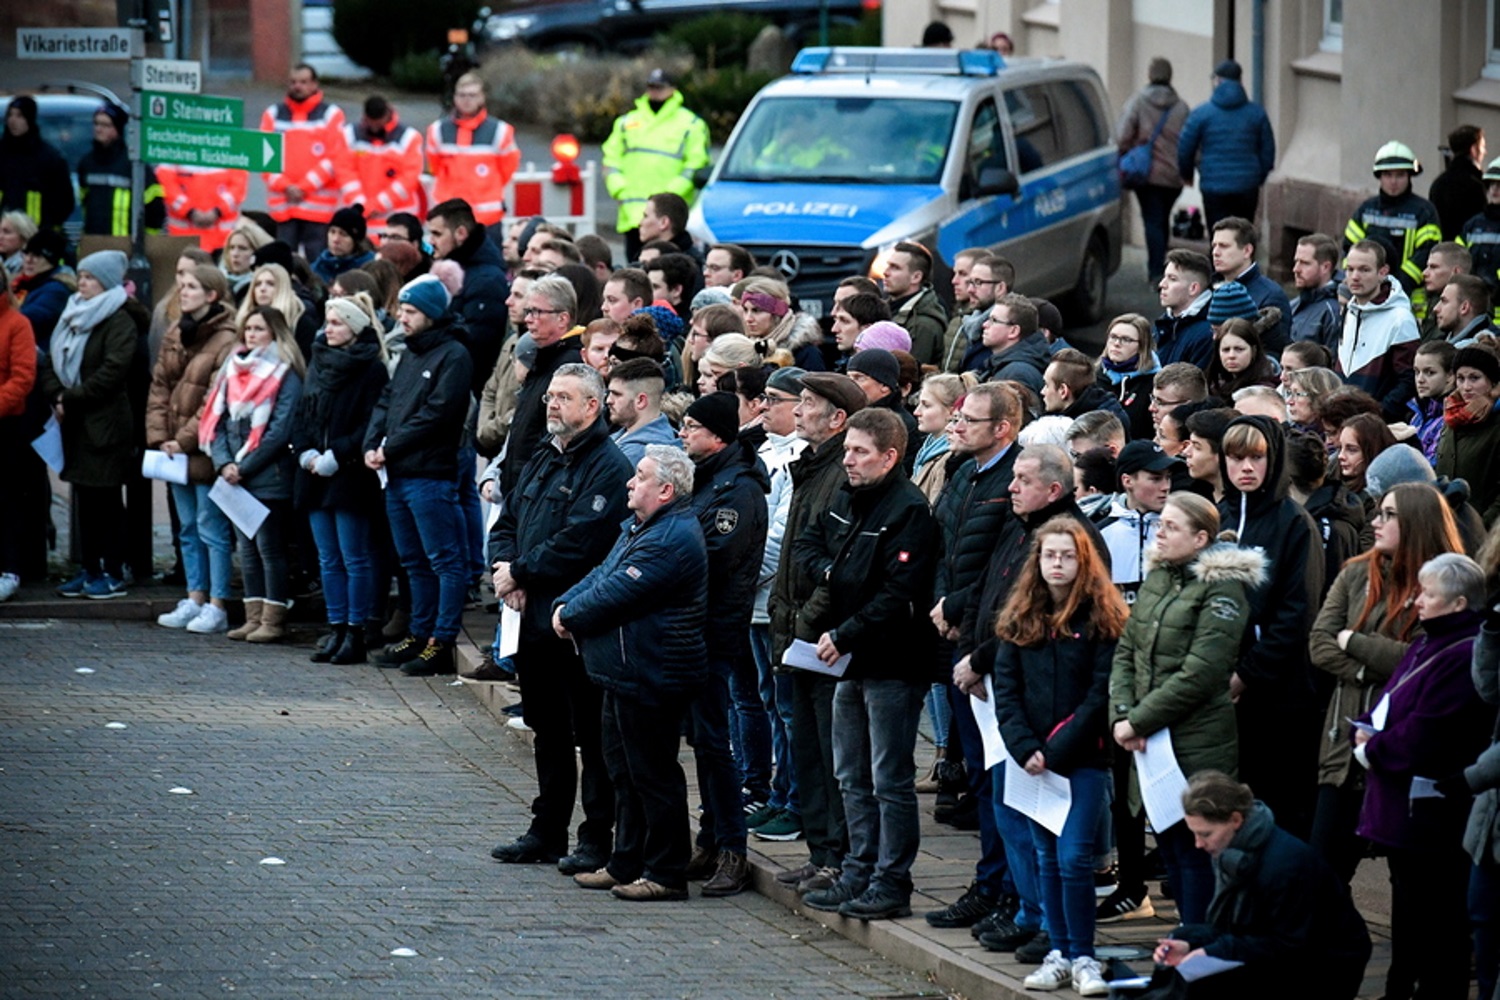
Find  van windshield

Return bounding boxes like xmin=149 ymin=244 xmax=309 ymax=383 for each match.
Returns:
xmin=719 ymin=97 xmax=958 ymax=184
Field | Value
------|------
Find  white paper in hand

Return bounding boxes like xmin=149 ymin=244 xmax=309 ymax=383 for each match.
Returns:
xmin=1134 ymin=728 xmax=1190 ymax=832
xmin=31 ymin=415 xmax=63 ymax=472
xmin=1409 ymin=776 xmax=1444 ymax=800
xmin=1176 ymin=953 xmax=1245 ymax=982
xmin=780 ymin=639 xmax=850 ymax=677
xmin=498 ymin=604 xmax=521 ymax=659
xmin=970 ymin=675 xmax=1006 ymax=770
xmin=208 ymin=477 xmax=270 ymax=538
xmin=141 ymin=449 xmax=190 ymax=484
xmin=1002 ymin=755 xmax=1073 ymax=836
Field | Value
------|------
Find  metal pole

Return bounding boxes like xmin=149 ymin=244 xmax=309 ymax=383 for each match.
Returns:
xmin=127 ymin=24 xmax=152 ymax=303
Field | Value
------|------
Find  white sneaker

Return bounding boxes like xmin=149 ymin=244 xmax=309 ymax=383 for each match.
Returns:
xmin=1023 ymin=950 xmax=1071 ymax=991
xmin=157 ymin=597 xmax=205 ymax=628
xmin=1071 ymin=956 xmax=1108 ymax=997
xmin=0 ymin=572 xmax=18 ymax=602
xmin=506 ymin=716 xmax=532 ymax=732
xmin=184 ymin=603 xmax=229 ymax=634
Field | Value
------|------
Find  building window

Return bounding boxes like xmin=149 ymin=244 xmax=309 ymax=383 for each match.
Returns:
xmin=1487 ymin=0 xmax=1500 ymax=79
xmin=1320 ymin=0 xmax=1343 ymax=53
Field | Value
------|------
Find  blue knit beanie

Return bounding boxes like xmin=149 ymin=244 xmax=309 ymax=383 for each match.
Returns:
xmin=1207 ymin=281 xmax=1258 ymax=325
xmin=635 ymin=304 xmax=685 ymax=343
xmin=398 ymin=275 xmax=450 ymax=319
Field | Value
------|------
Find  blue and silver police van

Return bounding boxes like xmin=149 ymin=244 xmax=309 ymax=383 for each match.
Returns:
xmin=688 ymin=47 xmax=1122 ymax=323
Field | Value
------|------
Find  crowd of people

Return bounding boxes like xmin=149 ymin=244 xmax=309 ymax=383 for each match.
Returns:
xmin=3 ymin=52 xmax=1500 ymax=1000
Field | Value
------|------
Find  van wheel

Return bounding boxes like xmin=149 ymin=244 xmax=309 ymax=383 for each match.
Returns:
xmin=1065 ymin=233 xmax=1108 ymax=326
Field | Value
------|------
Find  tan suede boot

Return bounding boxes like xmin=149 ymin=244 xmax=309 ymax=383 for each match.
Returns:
xmin=247 ymin=600 xmax=287 ymax=643
xmin=227 ymin=599 xmax=263 ymax=641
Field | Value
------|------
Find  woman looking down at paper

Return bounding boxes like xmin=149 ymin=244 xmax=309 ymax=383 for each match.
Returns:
xmin=990 ymin=517 xmax=1127 ymax=996
xmin=1107 ymin=492 xmax=1262 ymax=924
xmin=1148 ymin=771 xmax=1370 ymax=1000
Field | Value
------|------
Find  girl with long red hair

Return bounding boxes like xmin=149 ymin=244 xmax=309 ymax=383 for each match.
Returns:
xmin=990 ymin=516 xmax=1128 ymax=995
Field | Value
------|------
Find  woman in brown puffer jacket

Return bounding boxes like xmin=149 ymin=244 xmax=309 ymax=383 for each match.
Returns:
xmin=145 ymin=263 xmax=240 ymax=634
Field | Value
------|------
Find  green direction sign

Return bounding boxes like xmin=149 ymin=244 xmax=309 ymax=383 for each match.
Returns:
xmin=143 ymin=91 xmax=243 ymax=128
xmin=143 ymin=121 xmax=282 ymax=173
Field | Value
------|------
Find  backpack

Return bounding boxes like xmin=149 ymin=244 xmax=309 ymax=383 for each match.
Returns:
xmin=1119 ymin=107 xmax=1170 ymax=189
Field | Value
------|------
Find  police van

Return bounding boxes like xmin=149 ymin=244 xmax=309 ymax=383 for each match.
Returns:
xmin=688 ymin=47 xmax=1122 ymax=324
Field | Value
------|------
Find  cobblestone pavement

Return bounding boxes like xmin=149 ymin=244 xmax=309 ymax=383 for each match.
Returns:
xmin=0 ymin=620 xmax=944 ymax=1000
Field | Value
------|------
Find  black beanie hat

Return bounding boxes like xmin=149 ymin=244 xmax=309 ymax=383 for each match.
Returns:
xmin=7 ymin=96 xmax=38 ymax=132
xmin=24 ymin=229 xmax=67 ymax=266
xmin=330 ymin=204 xmax=367 ymax=244
xmin=685 ymin=391 xmax=741 ymax=444
xmin=1455 ymin=346 xmax=1500 ymax=385
xmin=253 ymin=240 xmax=295 ymax=272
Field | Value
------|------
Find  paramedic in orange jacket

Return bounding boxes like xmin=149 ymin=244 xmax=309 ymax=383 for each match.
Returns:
xmin=260 ymin=63 xmax=361 ymax=259
xmin=156 ymin=165 xmax=247 ymax=250
xmin=425 ymin=72 xmax=520 ymax=227
xmin=347 ymin=95 xmax=424 ymax=236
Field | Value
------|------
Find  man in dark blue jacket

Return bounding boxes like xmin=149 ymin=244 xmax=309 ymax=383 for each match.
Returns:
xmin=1211 ymin=217 xmax=1293 ymax=355
xmin=554 ymin=445 xmax=708 ymax=902
xmin=678 ymin=391 xmax=769 ymax=897
xmin=793 ymin=407 xmax=940 ymax=922
xmin=427 ymin=198 xmax=509 ymax=398
xmin=488 ymin=363 xmax=633 ymax=871
xmin=1177 ymin=60 xmax=1275 ymax=228
xmin=363 ymin=276 xmax=474 ymax=675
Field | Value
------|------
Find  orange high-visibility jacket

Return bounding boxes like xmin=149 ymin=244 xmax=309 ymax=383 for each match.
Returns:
xmin=156 ymin=164 xmax=248 ymax=250
xmin=346 ymin=112 xmax=424 ymax=224
xmin=260 ymin=92 xmax=360 ymax=224
xmin=425 ymin=109 xmax=520 ymax=225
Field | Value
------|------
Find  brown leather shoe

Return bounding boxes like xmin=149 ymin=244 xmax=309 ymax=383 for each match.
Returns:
xmin=574 ymin=867 xmax=619 ymax=890
xmin=684 ymin=844 xmax=717 ymax=880
xmin=775 ymin=861 xmax=819 ymax=886
xmin=796 ymin=866 xmax=841 ymax=895
xmin=700 ymin=851 xmax=751 ymax=897
xmin=611 ymin=878 xmax=688 ymax=901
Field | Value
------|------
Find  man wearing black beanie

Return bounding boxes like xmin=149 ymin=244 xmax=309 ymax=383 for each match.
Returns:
xmin=678 ymin=391 xmax=769 ymax=896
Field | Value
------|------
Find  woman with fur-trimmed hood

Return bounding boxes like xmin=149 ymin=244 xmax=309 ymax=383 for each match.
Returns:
xmin=731 ymin=275 xmax=826 ymax=372
xmin=1109 ymin=491 xmax=1265 ymax=926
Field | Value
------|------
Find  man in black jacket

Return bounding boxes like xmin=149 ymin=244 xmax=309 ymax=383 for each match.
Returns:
xmin=363 ymin=275 xmax=473 ymax=675
xmin=925 ymin=382 xmax=1024 ymax=931
xmin=487 ymin=363 xmax=633 ymax=871
xmin=679 ymin=392 xmax=769 ymax=897
xmin=793 ymin=408 xmax=939 ymax=921
xmin=427 ymin=198 xmax=509 ymax=397
xmin=499 ymin=274 xmax=583 ymax=498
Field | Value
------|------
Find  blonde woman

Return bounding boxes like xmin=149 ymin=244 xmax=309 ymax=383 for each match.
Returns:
xmin=698 ymin=332 xmax=761 ymax=396
xmin=237 ymin=262 xmax=319 ymax=358
xmin=221 ymin=218 xmax=273 ymax=300
xmin=911 ymin=372 xmax=974 ymax=504
xmin=733 ymin=276 xmax=825 ymax=371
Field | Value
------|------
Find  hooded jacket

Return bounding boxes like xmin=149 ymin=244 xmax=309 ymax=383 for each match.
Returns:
xmin=292 ymin=328 xmax=388 ymax=512
xmin=1436 ymin=402 xmax=1500 ymax=526
xmin=36 ymin=300 xmax=137 ymax=488
xmin=1174 ymin=802 xmax=1371 ymax=996
xmin=0 ymin=296 xmax=36 ymax=419
xmin=689 ymin=437 xmax=770 ymax=666
xmin=1115 ymin=82 xmax=1189 ymax=189
xmin=889 ymin=285 xmax=949 ymax=367
xmin=791 ymin=466 xmax=939 ymax=682
xmin=1301 ymin=480 xmax=1367 ymax=589
xmin=310 ymin=247 xmax=376 ymax=286
xmin=558 ymin=499 xmax=708 ymax=705
xmin=1218 ymin=414 xmax=1325 ymax=704
xmin=1096 ymin=498 xmax=1160 ymax=605
xmin=1431 ymin=154 xmax=1486 ymax=240
xmin=933 ymin=443 xmax=1019 ymax=649
xmin=488 ymin=415 xmax=633 ymax=643
xmin=1058 ymin=383 xmax=1131 ymax=429
xmin=362 ymin=312 xmax=473 ymax=479
xmin=600 ymin=89 xmax=710 ymax=233
xmin=145 ymin=303 xmax=240 ymax=484
xmin=1176 ymin=79 xmax=1276 ymax=196
xmin=1461 ymin=621 xmax=1500 ymax=867
xmin=980 ymin=330 xmax=1050 ymax=394
xmin=14 ymin=268 xmax=74 ymax=350
xmin=1109 ymin=542 xmax=1265 ymax=813
xmin=1154 ymin=289 xmax=1215 ymax=370
xmin=0 ymin=101 xmax=75 ymax=230
xmin=1290 ymin=281 xmax=1342 ymax=353
xmin=445 ymin=222 xmax=510 ymax=396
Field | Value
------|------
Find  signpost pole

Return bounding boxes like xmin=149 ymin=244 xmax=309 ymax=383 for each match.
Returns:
xmin=127 ymin=22 xmax=151 ymax=303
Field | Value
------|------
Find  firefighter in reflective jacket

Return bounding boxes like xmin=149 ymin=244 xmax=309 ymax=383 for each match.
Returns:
xmin=260 ymin=64 xmax=360 ymax=258
xmin=77 ymin=103 xmax=164 ymax=238
xmin=1344 ymin=141 xmax=1443 ymax=316
xmin=348 ymin=96 xmax=424 ymax=233
xmin=156 ymin=164 xmax=247 ymax=250
xmin=601 ymin=68 xmax=710 ymax=261
xmin=425 ymin=72 xmax=519 ymax=227
xmin=1458 ymin=156 xmax=1500 ymax=318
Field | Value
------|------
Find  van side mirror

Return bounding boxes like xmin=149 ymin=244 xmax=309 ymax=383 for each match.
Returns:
xmin=976 ymin=166 xmax=1019 ymax=198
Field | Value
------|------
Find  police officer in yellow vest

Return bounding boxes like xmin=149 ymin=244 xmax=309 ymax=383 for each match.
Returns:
xmin=601 ymin=69 xmax=710 ymax=262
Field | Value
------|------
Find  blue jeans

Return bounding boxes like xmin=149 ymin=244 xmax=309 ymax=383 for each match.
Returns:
xmin=688 ymin=668 xmax=747 ymax=854
xmin=992 ymin=763 xmax=1043 ymax=931
xmin=751 ymin=624 xmax=798 ymax=813
xmin=1132 ymin=184 xmax=1181 ymax=281
xmin=948 ymin=678 xmax=1012 ymax=896
xmin=925 ymin=683 xmax=951 ymax=749
xmin=456 ymin=439 xmax=485 ymax=581
xmin=1155 ymin=818 xmax=1215 ymax=924
xmin=307 ymin=508 xmax=375 ymax=626
xmin=170 ymin=481 xmax=233 ymax=600
xmin=384 ymin=476 xmax=467 ymax=643
xmin=1031 ymin=767 xmax=1111 ymax=959
xmin=831 ymin=678 xmax=925 ymax=892
xmin=728 ymin=642 xmax=772 ymax=804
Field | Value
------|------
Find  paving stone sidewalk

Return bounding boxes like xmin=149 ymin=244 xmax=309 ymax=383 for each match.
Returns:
xmin=0 ymin=619 xmax=942 ymax=999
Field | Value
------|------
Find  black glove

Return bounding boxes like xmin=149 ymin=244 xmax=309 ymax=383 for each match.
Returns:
xmin=1433 ymin=771 xmax=1470 ymax=799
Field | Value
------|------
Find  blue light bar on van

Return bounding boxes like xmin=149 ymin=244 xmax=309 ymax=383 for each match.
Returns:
xmin=791 ymin=47 xmax=1005 ymax=77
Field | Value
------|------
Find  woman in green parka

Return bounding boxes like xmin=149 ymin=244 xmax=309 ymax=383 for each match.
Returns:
xmin=37 ymin=250 xmax=139 ymax=599
xmin=1108 ymin=491 xmax=1264 ymax=926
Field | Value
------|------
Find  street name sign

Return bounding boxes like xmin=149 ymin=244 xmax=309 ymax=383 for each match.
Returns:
xmin=136 ymin=59 xmax=202 ymax=94
xmin=17 ymin=27 xmax=132 ymax=59
xmin=143 ymin=121 xmax=282 ymax=173
xmin=143 ymin=91 xmax=243 ymax=128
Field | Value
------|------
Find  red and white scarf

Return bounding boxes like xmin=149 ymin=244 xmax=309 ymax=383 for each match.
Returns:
xmin=198 ymin=344 xmax=290 ymax=462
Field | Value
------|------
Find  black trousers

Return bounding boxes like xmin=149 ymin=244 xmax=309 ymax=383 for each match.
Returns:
xmin=1201 ymin=189 xmax=1260 ymax=229
xmin=790 ymin=671 xmax=846 ymax=869
xmin=74 ymin=483 xmax=124 ymax=578
xmin=1235 ymin=694 xmax=1319 ymax=841
xmin=1310 ymin=775 xmax=1369 ymax=885
xmin=515 ymin=635 xmax=613 ymax=853
xmin=1386 ymin=843 xmax=1474 ymax=1000
xmin=600 ymin=689 xmax=691 ymax=889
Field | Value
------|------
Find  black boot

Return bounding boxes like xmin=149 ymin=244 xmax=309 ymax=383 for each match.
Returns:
xmin=363 ymin=619 xmax=385 ymax=649
xmin=330 ymin=626 xmax=367 ymax=664
xmin=310 ymin=624 xmax=346 ymax=663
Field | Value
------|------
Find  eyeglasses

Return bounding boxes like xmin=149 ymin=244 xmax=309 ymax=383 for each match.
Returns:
xmin=680 ymin=418 xmax=707 ymax=433
xmin=759 ymin=394 xmax=798 ymax=406
xmin=1372 ymin=507 xmax=1399 ymax=523
xmin=541 ymin=392 xmax=579 ymax=405
xmin=524 ymin=307 xmax=564 ymax=318
xmin=1287 ymin=390 xmax=1311 ymax=399
xmin=952 ymin=413 xmax=998 ymax=426
xmin=1106 ymin=334 xmax=1139 ymax=346
xmin=1150 ymin=394 xmax=1184 ymax=408
xmin=968 ymin=277 xmax=998 ymax=287
xmin=982 ymin=316 xmax=1015 ymax=327
xmin=381 ymin=232 xmax=411 ymax=244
